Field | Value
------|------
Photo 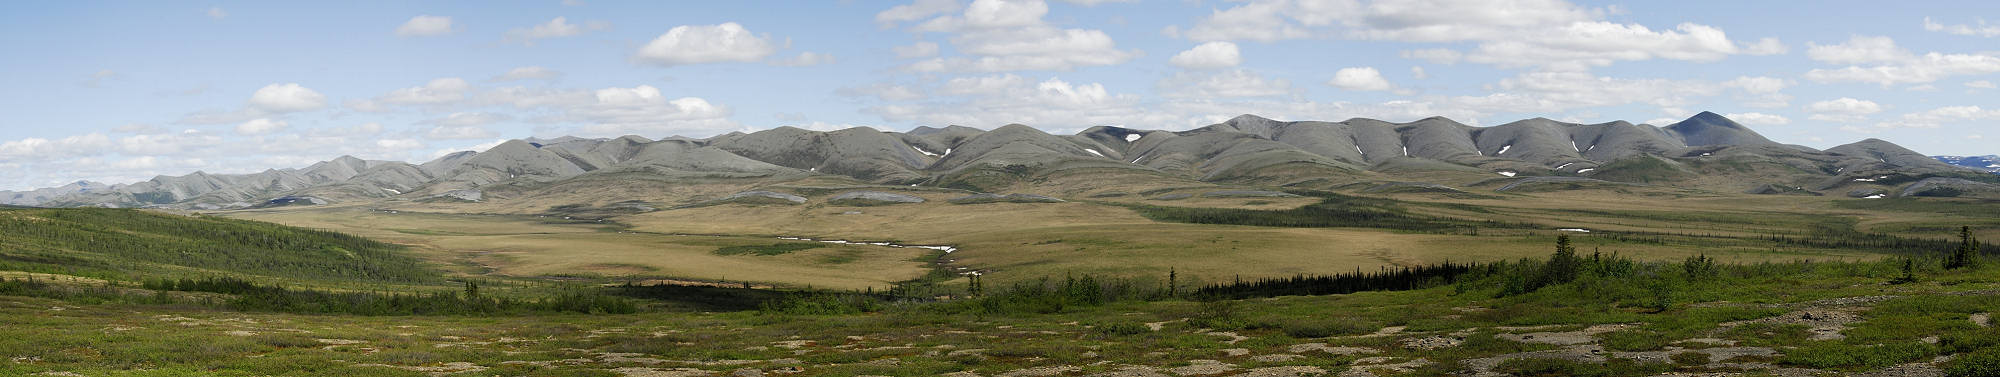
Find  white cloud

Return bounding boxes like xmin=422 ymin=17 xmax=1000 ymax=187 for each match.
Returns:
xmin=1723 ymin=76 xmax=1794 ymax=108
xmin=426 ymin=112 xmax=512 ymax=127
xmin=1410 ymin=66 xmax=1428 ymax=79
xmin=234 ymin=119 xmax=288 ymax=135
xmin=0 ymin=133 xmax=113 ymax=158
xmin=1157 ymin=69 xmax=1293 ymax=98
xmin=1328 ymin=67 xmax=1392 ymax=91
xmin=1968 ymin=80 xmax=1997 ymax=89
xmin=247 ymin=83 xmax=326 ymax=113
xmin=506 ymin=17 xmax=605 ymax=45
xmin=876 ymin=0 xmax=962 ymax=26
xmin=1168 ymin=41 xmax=1241 ymax=69
xmin=206 ymin=7 xmax=226 ymax=20
xmin=840 ymin=83 xmax=927 ymax=101
xmin=493 ymin=66 xmax=561 ymax=82
xmin=634 ymin=23 xmax=777 ymax=66
xmin=1463 ymin=22 xmax=1743 ymax=69
xmin=894 ymin=42 xmax=941 ymax=58
xmin=1723 ymin=76 xmax=1791 ymax=94
xmin=1924 ymin=17 xmax=2000 ymax=38
xmin=1806 ymin=36 xmax=1910 ymax=64
xmin=396 ymin=15 xmax=456 ymax=37
xmin=1724 ymin=112 xmax=1789 ymax=126
xmin=1175 ymin=0 xmax=1770 ymax=69
xmin=888 ymin=0 xmax=1139 ymax=72
xmin=1804 ymin=97 xmax=1883 ymax=123
xmin=369 ymin=78 xmax=472 ymax=107
xmin=375 ymin=139 xmax=426 ymax=151
xmin=1401 ymin=49 xmax=1463 ymax=65
xmin=1877 ymin=105 xmax=2000 ymax=129
xmin=425 ymin=126 xmax=498 ymax=140
xmin=1741 ymin=37 xmax=1788 ymax=55
xmin=1804 ymin=52 xmax=2000 ymax=86
xmin=771 ymin=52 xmax=836 ymax=66
xmin=557 ymin=85 xmax=738 ymax=137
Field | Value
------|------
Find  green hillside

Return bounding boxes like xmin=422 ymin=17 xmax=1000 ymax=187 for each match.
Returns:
xmin=0 ymin=207 xmax=437 ymax=284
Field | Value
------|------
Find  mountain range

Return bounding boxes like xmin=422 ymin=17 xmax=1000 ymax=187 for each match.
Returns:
xmin=6 ymin=111 xmax=1998 ymax=209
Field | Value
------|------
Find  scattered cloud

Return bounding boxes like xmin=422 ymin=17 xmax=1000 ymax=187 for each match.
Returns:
xmin=771 ymin=52 xmax=836 ymax=67
xmin=1168 ymin=41 xmax=1241 ymax=69
xmin=247 ymin=83 xmax=327 ymax=113
xmin=1923 ymin=17 xmax=2000 ymax=38
xmin=1328 ymin=67 xmax=1392 ymax=91
xmin=1157 ymin=69 xmax=1293 ymax=98
xmin=506 ymin=17 xmax=607 ymax=45
xmin=1803 ymin=36 xmax=2000 ymax=85
xmin=234 ymin=118 xmax=288 ymax=135
xmin=492 ymin=66 xmax=562 ymax=82
xmin=634 ymin=23 xmax=778 ymax=66
xmin=1805 ymin=97 xmax=1884 ymax=122
xmin=1724 ymin=112 xmax=1789 ymax=126
xmin=206 ymin=7 xmax=226 ymax=20
xmin=890 ymin=0 xmax=1140 ymax=72
xmin=1966 ymin=80 xmax=1996 ymax=89
xmin=396 ymin=15 xmax=456 ymax=37
xmin=893 ymin=42 xmax=941 ymax=58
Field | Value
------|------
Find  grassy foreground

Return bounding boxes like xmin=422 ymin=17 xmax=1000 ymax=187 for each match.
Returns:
xmin=4 ymin=247 xmax=1997 ymax=376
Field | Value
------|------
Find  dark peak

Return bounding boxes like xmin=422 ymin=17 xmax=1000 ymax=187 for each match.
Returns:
xmin=1416 ymin=116 xmax=1460 ymax=124
xmin=1228 ymin=114 xmax=1274 ymax=124
xmin=1683 ymin=111 xmax=1743 ymax=127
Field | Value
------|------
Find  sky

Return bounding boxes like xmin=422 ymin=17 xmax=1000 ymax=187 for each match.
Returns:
xmin=2 ymin=0 xmax=1997 ymax=191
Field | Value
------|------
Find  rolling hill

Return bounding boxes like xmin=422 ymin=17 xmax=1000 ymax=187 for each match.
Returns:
xmin=6 ymin=111 xmax=1997 ymax=210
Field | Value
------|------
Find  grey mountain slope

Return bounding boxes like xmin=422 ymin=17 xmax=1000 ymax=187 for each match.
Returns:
xmin=604 ymin=140 xmax=796 ymax=177
xmin=1388 ymin=117 xmax=1483 ymax=163
xmin=434 ymin=139 xmax=587 ymax=188
xmin=21 ymin=111 xmax=2000 ymax=208
xmin=711 ymin=127 xmax=928 ymax=182
xmin=1666 ymin=111 xmax=1778 ymax=147
xmin=0 ymin=181 xmax=109 ymax=206
xmin=1472 ymin=118 xmax=1587 ymax=167
xmin=1826 ymin=138 xmax=1963 ymax=171
xmin=1569 ymin=121 xmax=1687 ymax=161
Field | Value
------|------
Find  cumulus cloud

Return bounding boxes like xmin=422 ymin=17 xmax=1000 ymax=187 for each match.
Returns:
xmin=1968 ymin=80 xmax=1997 ymax=89
xmin=1877 ymin=105 xmax=2000 ymax=129
xmin=505 ymin=17 xmax=606 ymax=45
xmin=425 ymin=126 xmax=498 ymax=140
xmin=1401 ymin=49 xmax=1463 ymax=65
xmin=1157 ymin=69 xmax=1293 ymax=98
xmin=348 ymin=78 xmax=471 ymax=111
xmin=1168 ymin=41 xmax=1241 ymax=69
xmin=633 ymin=23 xmax=777 ymax=66
xmin=425 ymin=112 xmax=513 ymax=127
xmin=234 ymin=119 xmax=288 ymax=135
xmin=1924 ymin=17 xmax=2000 ymax=38
xmin=887 ymin=0 xmax=1139 ymax=72
xmin=1805 ymin=97 xmax=1883 ymax=123
xmin=248 ymin=83 xmax=327 ymax=113
xmin=396 ymin=15 xmax=456 ymax=37
xmin=1724 ymin=112 xmax=1789 ymax=126
xmin=552 ymin=85 xmax=739 ymax=137
xmin=771 ymin=52 xmax=836 ymax=67
xmin=1172 ymin=0 xmax=1772 ymax=70
xmin=1802 ymin=36 xmax=2000 ymax=86
xmin=1328 ymin=67 xmax=1392 ymax=91
xmin=1723 ymin=76 xmax=1794 ymax=108
xmin=894 ymin=42 xmax=941 ymax=58
xmin=1806 ymin=36 xmax=1910 ymax=64
xmin=492 ymin=66 xmax=562 ymax=82
xmin=876 ymin=0 xmax=962 ymax=26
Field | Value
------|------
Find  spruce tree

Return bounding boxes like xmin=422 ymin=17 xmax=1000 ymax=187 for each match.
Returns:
xmin=1947 ymin=226 xmax=1980 ymax=270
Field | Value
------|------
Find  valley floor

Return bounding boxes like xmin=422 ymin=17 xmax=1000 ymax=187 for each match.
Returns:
xmin=5 ymin=262 xmax=1997 ymax=377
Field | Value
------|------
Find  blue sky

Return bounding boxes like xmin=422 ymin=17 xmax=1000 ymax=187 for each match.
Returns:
xmin=1 ymin=0 xmax=1997 ymax=190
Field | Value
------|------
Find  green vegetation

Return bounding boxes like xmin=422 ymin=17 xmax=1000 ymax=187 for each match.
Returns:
xmin=714 ymin=242 xmax=824 ymax=256
xmin=1121 ymin=191 xmax=1521 ymax=232
xmin=0 ymin=208 xmax=433 ymax=284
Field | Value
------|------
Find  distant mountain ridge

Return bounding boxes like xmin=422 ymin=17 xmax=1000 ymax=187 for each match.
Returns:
xmin=6 ymin=111 xmax=1996 ymax=209
xmin=1934 ymin=155 xmax=2000 ymax=173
